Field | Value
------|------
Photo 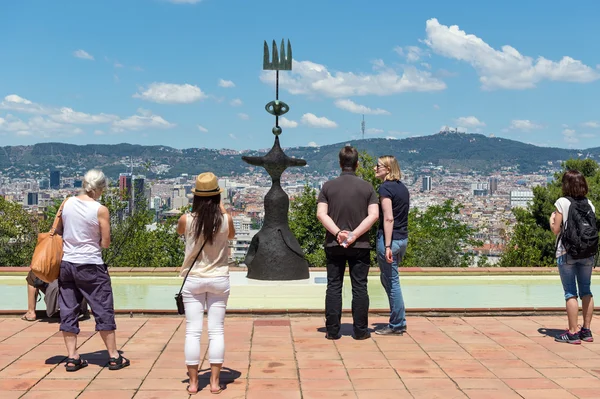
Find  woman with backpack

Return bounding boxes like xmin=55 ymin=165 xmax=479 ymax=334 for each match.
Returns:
xmin=550 ymin=169 xmax=597 ymax=344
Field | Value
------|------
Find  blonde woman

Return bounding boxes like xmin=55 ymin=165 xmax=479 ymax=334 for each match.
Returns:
xmin=176 ymin=172 xmax=235 ymax=394
xmin=58 ymin=169 xmax=129 ymax=371
xmin=373 ymin=156 xmax=409 ymax=335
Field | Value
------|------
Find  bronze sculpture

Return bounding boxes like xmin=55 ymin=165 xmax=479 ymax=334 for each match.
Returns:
xmin=241 ymin=40 xmax=310 ymax=280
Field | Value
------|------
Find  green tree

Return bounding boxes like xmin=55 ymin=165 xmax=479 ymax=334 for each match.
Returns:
xmin=403 ymin=200 xmax=481 ymax=267
xmin=0 ymin=197 xmax=39 ymax=266
xmin=101 ymin=187 xmax=184 ymax=267
xmin=288 ymin=185 xmax=327 ymax=267
xmin=498 ymin=208 xmax=555 ymax=266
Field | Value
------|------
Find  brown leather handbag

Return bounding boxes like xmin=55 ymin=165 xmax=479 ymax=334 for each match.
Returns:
xmin=30 ymin=198 xmax=68 ymax=283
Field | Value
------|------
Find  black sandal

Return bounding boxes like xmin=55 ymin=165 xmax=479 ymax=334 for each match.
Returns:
xmin=108 ymin=354 xmax=130 ymax=370
xmin=65 ymin=357 xmax=88 ymax=372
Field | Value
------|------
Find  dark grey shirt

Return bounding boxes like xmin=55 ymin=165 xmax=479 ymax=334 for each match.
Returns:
xmin=317 ymin=171 xmax=379 ymax=248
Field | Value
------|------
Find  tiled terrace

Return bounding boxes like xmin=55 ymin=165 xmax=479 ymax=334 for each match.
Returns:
xmin=1 ymin=315 xmax=600 ymax=399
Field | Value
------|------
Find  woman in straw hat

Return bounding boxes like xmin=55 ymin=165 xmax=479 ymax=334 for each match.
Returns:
xmin=176 ymin=172 xmax=235 ymax=394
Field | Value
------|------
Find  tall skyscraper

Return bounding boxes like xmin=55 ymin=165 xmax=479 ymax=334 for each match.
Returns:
xmin=489 ymin=177 xmax=498 ymax=195
xmin=119 ymin=173 xmax=132 ymax=197
xmin=27 ymin=192 xmax=39 ymax=206
xmin=50 ymin=170 xmax=60 ymax=189
xmin=422 ymin=176 xmax=432 ymax=192
xmin=133 ymin=175 xmax=146 ymax=211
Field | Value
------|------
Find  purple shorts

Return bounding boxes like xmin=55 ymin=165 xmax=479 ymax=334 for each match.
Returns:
xmin=58 ymin=260 xmax=116 ymax=334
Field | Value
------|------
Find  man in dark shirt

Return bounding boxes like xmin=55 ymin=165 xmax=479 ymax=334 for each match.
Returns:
xmin=317 ymin=146 xmax=379 ymax=340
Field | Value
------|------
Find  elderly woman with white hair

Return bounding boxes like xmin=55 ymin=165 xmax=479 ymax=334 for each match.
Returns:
xmin=57 ymin=169 xmax=130 ymax=372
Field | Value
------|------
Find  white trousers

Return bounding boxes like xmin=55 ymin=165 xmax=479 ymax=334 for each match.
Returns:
xmin=182 ymin=276 xmax=230 ymax=365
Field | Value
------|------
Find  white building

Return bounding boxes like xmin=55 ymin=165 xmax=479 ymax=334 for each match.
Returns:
xmin=229 ymin=229 xmax=259 ymax=262
xmin=510 ymin=190 xmax=534 ymax=209
xmin=232 ymin=215 xmax=253 ymax=232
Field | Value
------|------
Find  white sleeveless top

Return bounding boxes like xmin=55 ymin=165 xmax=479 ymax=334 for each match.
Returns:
xmin=180 ymin=213 xmax=229 ymax=278
xmin=62 ymin=197 xmax=103 ymax=264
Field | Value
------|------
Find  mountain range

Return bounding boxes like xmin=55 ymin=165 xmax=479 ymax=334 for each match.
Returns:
xmin=1 ymin=132 xmax=596 ymax=180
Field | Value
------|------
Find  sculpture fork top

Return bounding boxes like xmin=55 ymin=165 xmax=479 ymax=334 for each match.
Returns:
xmin=263 ymin=39 xmax=292 ymax=70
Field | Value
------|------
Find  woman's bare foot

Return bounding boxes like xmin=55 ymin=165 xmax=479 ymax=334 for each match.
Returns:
xmin=186 ymin=365 xmax=199 ymax=395
xmin=210 ymin=363 xmax=223 ymax=393
xmin=187 ymin=384 xmax=198 ymax=395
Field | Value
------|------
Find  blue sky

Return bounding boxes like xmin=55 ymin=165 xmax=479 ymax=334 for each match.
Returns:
xmin=1 ymin=0 xmax=599 ymax=150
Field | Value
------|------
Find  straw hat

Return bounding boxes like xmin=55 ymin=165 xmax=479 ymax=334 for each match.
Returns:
xmin=191 ymin=172 xmax=224 ymax=197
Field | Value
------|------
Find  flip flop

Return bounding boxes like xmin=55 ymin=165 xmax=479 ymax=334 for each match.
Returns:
xmin=21 ymin=315 xmax=36 ymax=322
xmin=210 ymin=385 xmax=224 ymax=394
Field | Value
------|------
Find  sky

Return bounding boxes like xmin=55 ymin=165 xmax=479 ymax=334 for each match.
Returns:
xmin=1 ymin=0 xmax=600 ymax=151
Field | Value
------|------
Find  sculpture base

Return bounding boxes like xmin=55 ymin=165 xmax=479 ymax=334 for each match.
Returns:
xmin=245 ymin=226 xmax=310 ymax=281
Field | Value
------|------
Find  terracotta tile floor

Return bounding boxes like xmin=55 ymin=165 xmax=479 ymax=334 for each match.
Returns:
xmin=0 ymin=315 xmax=599 ymax=398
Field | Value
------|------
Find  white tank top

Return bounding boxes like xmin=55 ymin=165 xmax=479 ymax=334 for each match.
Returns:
xmin=180 ymin=213 xmax=230 ymax=278
xmin=62 ymin=197 xmax=104 ymax=264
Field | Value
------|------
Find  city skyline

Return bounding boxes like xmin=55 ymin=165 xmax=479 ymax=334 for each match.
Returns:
xmin=1 ymin=1 xmax=599 ymax=150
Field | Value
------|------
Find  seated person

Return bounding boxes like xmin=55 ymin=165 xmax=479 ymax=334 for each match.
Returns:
xmin=22 ymin=270 xmax=89 ymax=321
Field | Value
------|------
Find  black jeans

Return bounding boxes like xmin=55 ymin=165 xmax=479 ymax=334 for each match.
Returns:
xmin=325 ymin=246 xmax=370 ymax=337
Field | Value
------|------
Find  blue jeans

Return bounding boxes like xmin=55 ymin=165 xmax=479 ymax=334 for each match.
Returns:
xmin=376 ymin=233 xmax=407 ymax=330
xmin=557 ymin=254 xmax=594 ymax=300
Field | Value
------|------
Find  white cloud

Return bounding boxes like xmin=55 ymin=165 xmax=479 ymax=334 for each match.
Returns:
xmin=0 ymin=94 xmax=49 ymax=114
xmin=581 ymin=133 xmax=596 ymax=139
xmin=509 ymin=119 xmax=543 ymax=131
xmin=425 ymin=18 xmax=600 ymax=90
xmin=219 ymin=79 xmax=235 ymax=88
xmin=366 ymin=128 xmax=384 ymax=135
xmin=50 ymin=107 xmax=118 ymax=124
xmin=388 ymin=130 xmax=411 ymax=136
xmin=229 ymin=133 xmax=237 ymax=140
xmin=395 ymin=46 xmax=429 ymax=63
xmin=301 ymin=113 xmax=338 ymax=128
xmin=237 ymin=113 xmax=249 ymax=120
xmin=114 ymin=62 xmax=124 ymax=68
xmin=260 ymin=59 xmax=445 ymax=98
xmin=0 ymin=115 xmax=84 ymax=138
xmin=197 ymin=125 xmax=209 ymax=133
xmin=132 ymin=66 xmax=144 ymax=72
xmin=5 ymin=94 xmax=31 ymax=105
xmin=0 ymin=95 xmax=175 ymax=137
xmin=279 ymin=117 xmax=298 ymax=128
xmin=73 ymin=49 xmax=94 ymax=61
xmin=230 ymin=98 xmax=243 ymax=107
xmin=334 ymin=99 xmax=390 ymax=115
xmin=307 ymin=141 xmax=319 ymax=147
xmin=582 ymin=121 xmax=600 ymax=129
xmin=133 ymin=83 xmax=207 ymax=104
xmin=94 ymin=130 xmax=105 ymax=135
xmin=562 ymin=128 xmax=579 ymax=144
xmin=1 ymin=95 xmax=119 ymax=125
xmin=433 ymin=104 xmax=440 ymax=110
xmin=455 ymin=116 xmax=485 ymax=128
xmin=112 ymin=108 xmax=175 ymax=131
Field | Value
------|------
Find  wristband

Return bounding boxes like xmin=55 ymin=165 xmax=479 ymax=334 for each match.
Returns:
xmin=335 ymin=230 xmax=341 ymax=239
xmin=385 ymin=245 xmax=391 ymax=248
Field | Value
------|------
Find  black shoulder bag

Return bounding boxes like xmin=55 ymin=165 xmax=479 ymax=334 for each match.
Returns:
xmin=175 ymin=239 xmax=208 ymax=315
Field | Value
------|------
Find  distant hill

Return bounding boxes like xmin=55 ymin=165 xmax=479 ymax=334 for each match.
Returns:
xmin=1 ymin=132 xmax=597 ymax=180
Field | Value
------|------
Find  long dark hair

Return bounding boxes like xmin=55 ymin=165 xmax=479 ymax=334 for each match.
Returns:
xmin=191 ymin=194 xmax=223 ymax=244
